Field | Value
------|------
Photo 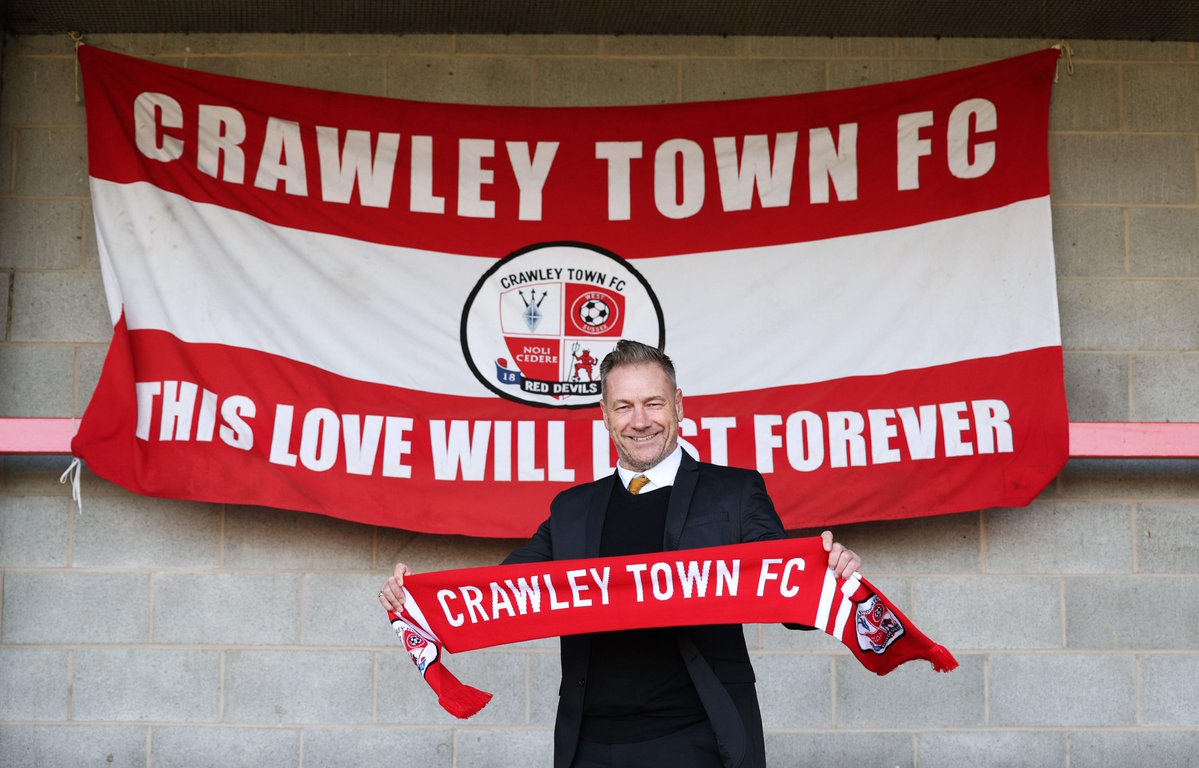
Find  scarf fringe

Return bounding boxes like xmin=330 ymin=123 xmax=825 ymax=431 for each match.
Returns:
xmin=929 ymin=644 xmax=960 ymax=673
xmin=429 ymin=662 xmax=494 ymax=719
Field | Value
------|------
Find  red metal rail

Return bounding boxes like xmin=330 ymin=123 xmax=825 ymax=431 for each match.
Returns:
xmin=2 ymin=418 xmax=1198 ymax=458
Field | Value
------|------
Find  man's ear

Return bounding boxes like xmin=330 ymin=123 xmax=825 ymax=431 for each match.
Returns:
xmin=675 ymin=389 xmax=684 ymax=421
xmin=599 ymin=400 xmax=612 ymax=432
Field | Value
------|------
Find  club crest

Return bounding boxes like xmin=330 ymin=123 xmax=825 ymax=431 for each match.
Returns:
xmin=855 ymin=595 xmax=905 ymax=654
xmin=392 ymin=617 xmax=439 ymax=676
xmin=461 ymin=242 xmax=665 ymax=408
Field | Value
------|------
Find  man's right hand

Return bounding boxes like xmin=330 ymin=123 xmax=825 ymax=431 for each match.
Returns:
xmin=379 ymin=562 xmax=412 ymax=613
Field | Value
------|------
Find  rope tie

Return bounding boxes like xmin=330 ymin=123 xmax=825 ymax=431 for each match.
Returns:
xmin=1051 ymin=40 xmax=1076 ymax=82
xmin=69 ymin=31 xmax=86 ymax=103
xmin=60 ymin=457 xmax=84 ymax=514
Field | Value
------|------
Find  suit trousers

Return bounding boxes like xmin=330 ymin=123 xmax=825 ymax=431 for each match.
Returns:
xmin=569 ymin=721 xmax=724 ymax=768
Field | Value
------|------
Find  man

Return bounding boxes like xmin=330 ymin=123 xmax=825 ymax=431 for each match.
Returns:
xmin=380 ymin=339 xmax=861 ymax=768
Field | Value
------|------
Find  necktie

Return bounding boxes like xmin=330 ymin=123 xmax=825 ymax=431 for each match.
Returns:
xmin=629 ymin=475 xmax=650 ymax=495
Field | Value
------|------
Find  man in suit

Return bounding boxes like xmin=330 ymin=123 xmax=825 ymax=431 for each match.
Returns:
xmin=380 ymin=339 xmax=861 ymax=768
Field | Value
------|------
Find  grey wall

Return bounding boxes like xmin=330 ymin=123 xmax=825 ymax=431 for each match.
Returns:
xmin=2 ymin=33 xmax=1198 ymax=767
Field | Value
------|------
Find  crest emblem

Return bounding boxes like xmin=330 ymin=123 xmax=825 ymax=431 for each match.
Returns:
xmin=855 ymin=595 xmax=905 ymax=654
xmin=392 ymin=617 xmax=440 ymax=676
xmin=461 ymin=242 xmax=665 ymax=408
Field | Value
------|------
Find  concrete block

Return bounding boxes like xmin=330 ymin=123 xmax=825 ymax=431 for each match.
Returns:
xmin=377 ymin=529 xmax=517 ymax=572
xmin=1125 ymin=64 xmax=1199 ymax=132
xmin=0 ymin=346 xmax=76 ymax=416
xmin=0 ymin=273 xmax=8 ymax=338
xmin=154 ymin=573 xmax=301 ymax=645
xmin=10 ymin=271 xmax=114 ymax=343
xmin=829 ymin=58 xmax=984 ymax=90
xmin=990 ymin=653 xmax=1135 ymax=725
xmin=836 ymin=652 xmax=984 ymax=727
xmin=158 ymin=33 xmax=303 ymax=55
xmin=304 ymin=572 xmax=396 ymax=646
xmin=12 ymin=34 xmax=83 ymax=55
xmin=533 ymin=58 xmax=676 ymax=106
xmin=456 ymin=35 xmax=598 ymax=55
xmin=1064 ymin=352 xmax=1130 ymax=421
xmin=1 ymin=455 xmax=92 ymax=496
xmin=2 ymin=571 xmax=149 ymax=644
xmin=1071 ymin=730 xmax=1199 ymax=768
xmin=304 ymin=728 xmax=453 ymax=767
xmin=307 ymin=34 xmax=450 ymax=55
xmin=682 ymin=59 xmax=826 ymax=101
xmin=1058 ymin=458 xmax=1199 ymax=500
xmin=1066 ymin=576 xmax=1199 ymax=649
xmin=73 ymin=648 xmax=220 ymax=722
xmin=985 ymin=502 xmax=1133 ymax=574
xmin=376 ymin=650 xmax=464 ymax=725
xmin=73 ymin=495 xmax=221 ymax=568
xmin=1137 ymin=503 xmax=1199 ymax=573
xmin=1049 ymin=62 xmax=1121 ymax=132
xmin=912 ymin=576 xmax=1062 ymax=650
xmin=0 ymin=648 xmax=69 ymax=720
xmin=149 ymin=55 xmax=242 ymax=78
xmin=528 ymin=649 xmax=561 ymax=726
xmin=919 ymin=731 xmax=1068 ymax=768
xmin=223 ymin=506 xmax=373 ymax=570
xmin=1142 ymin=654 xmax=1199 ymax=726
xmin=831 ymin=510 xmax=982 ymax=574
xmin=236 ymin=57 xmax=386 ymax=96
xmin=600 ymin=35 xmax=748 ymax=57
xmin=1130 ymin=208 xmax=1199 ymax=277
xmin=1133 ymin=362 xmax=1194 ymax=422
xmin=751 ymin=37 xmax=895 ymax=59
xmin=454 ymin=729 xmax=553 ymax=768
xmin=1083 ymin=40 xmax=1194 ymax=60
xmin=77 ymin=343 xmax=109 ymax=416
xmin=1051 ymin=206 xmax=1126 ymax=277
xmin=387 ymin=57 xmax=533 ymax=105
xmin=0 ymin=496 xmax=71 ymax=566
xmin=751 ymin=652 xmax=833 ymax=728
xmin=1060 ymin=278 xmax=1199 ymax=351
xmin=13 ymin=126 xmax=90 ymax=196
xmin=1050 ymin=135 xmax=1197 ymax=205
xmin=379 ymin=649 xmax=527 ymax=725
xmin=0 ymin=57 xmax=86 ymax=126
xmin=898 ymin=38 xmax=1049 ymax=60
xmin=0 ymin=198 xmax=85 ymax=269
xmin=0 ymin=127 xmax=13 ymax=193
xmin=74 ymin=34 xmax=164 ymax=56
xmin=0 ymin=725 xmax=147 ymax=767
xmin=224 ymin=650 xmax=374 ymax=724
xmin=766 ymin=731 xmax=913 ymax=767
xmin=150 ymin=726 xmax=301 ymax=768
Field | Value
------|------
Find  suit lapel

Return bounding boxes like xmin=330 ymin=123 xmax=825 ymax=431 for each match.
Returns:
xmin=583 ymin=473 xmax=618 ymax=558
xmin=663 ymin=451 xmax=698 ymax=551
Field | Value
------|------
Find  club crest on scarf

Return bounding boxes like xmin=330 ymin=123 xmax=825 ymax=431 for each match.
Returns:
xmin=392 ymin=617 xmax=439 ymax=675
xmin=855 ymin=594 xmax=905 ymax=654
xmin=461 ymin=242 xmax=664 ymax=408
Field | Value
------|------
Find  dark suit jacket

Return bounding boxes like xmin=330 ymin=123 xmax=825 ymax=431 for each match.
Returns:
xmin=504 ymin=451 xmax=787 ymax=768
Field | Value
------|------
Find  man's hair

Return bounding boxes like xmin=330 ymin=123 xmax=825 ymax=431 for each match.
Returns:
xmin=599 ymin=339 xmax=677 ymax=395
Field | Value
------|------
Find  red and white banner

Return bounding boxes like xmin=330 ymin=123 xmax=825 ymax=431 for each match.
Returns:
xmin=75 ymin=45 xmax=1067 ymax=537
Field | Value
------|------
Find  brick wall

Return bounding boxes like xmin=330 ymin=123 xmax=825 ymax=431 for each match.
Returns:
xmin=2 ymin=32 xmax=1198 ymax=767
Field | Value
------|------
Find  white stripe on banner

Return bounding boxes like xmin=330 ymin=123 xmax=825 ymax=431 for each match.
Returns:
xmin=92 ymin=179 xmax=1058 ymax=396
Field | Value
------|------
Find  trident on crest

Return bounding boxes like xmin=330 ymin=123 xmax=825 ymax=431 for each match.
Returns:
xmin=519 ymin=289 xmax=548 ymax=332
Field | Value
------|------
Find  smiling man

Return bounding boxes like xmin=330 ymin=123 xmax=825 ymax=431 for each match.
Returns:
xmin=380 ymin=339 xmax=860 ymax=768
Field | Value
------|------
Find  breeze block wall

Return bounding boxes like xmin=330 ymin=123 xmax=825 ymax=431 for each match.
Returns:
xmin=2 ymin=32 xmax=1197 ymax=767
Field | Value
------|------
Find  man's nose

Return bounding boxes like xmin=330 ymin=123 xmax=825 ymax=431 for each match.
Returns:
xmin=629 ymin=406 xmax=651 ymax=428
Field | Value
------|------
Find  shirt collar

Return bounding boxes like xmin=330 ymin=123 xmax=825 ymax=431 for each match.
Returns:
xmin=616 ymin=445 xmax=683 ymax=493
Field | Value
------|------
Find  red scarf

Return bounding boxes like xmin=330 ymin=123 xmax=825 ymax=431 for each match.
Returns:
xmin=386 ymin=537 xmax=957 ymax=718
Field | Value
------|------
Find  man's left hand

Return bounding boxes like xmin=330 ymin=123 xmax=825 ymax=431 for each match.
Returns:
xmin=821 ymin=530 xmax=861 ymax=579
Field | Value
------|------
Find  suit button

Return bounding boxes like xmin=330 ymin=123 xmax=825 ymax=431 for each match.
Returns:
xmin=577 ymin=678 xmax=586 ymax=687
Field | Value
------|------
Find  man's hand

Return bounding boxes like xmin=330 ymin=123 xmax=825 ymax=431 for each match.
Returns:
xmin=821 ymin=531 xmax=861 ymax=579
xmin=379 ymin=562 xmax=412 ymax=613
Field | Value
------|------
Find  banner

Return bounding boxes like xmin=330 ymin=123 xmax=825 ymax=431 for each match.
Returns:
xmin=75 ymin=45 xmax=1067 ymax=536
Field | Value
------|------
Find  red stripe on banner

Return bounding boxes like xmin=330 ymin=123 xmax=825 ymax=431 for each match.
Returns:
xmin=72 ymin=320 xmax=1067 ymax=537
xmin=80 ymin=46 xmax=1058 ymax=259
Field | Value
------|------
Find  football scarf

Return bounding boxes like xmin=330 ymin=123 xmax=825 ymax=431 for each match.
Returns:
xmin=386 ymin=536 xmax=957 ymax=718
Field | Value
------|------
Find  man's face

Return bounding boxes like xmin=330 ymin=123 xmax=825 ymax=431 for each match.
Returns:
xmin=600 ymin=362 xmax=683 ymax=472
